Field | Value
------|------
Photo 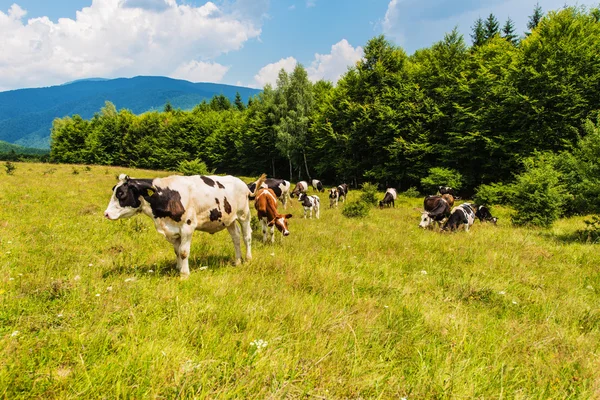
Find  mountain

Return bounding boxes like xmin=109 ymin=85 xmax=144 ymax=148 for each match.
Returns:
xmin=0 ymin=76 xmax=261 ymax=149
xmin=0 ymin=140 xmax=49 ymax=155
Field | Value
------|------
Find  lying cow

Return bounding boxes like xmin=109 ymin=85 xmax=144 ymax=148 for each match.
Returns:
xmin=474 ymin=205 xmax=498 ymax=224
xmin=419 ymin=195 xmax=451 ymax=229
xmin=104 ymin=173 xmax=262 ymax=277
xmin=248 ymin=177 xmax=291 ymax=209
xmin=379 ymin=188 xmax=397 ymax=208
xmin=255 ymin=185 xmax=293 ymax=242
xmin=442 ymin=203 xmax=476 ymax=232
xmin=291 ymin=181 xmax=308 ymax=198
xmin=312 ymin=179 xmax=324 ymax=192
xmin=298 ymin=193 xmax=321 ymax=219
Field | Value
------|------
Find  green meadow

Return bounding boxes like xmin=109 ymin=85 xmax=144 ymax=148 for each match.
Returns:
xmin=1 ymin=162 xmax=600 ymax=398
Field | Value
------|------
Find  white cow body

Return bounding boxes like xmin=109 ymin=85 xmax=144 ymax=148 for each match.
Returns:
xmin=298 ymin=193 xmax=320 ymax=219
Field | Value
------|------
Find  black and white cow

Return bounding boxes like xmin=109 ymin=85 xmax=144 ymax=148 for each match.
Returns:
xmin=419 ymin=195 xmax=451 ymax=229
xmin=291 ymin=181 xmax=308 ymax=198
xmin=442 ymin=203 xmax=476 ymax=232
xmin=311 ymin=179 xmax=324 ymax=192
xmin=379 ymin=188 xmax=397 ymax=209
xmin=248 ymin=178 xmax=291 ymax=209
xmin=329 ymin=188 xmax=339 ymax=208
xmin=438 ymin=186 xmax=456 ymax=196
xmin=337 ymin=184 xmax=349 ymax=203
xmin=474 ymin=205 xmax=498 ymax=224
xmin=298 ymin=193 xmax=320 ymax=219
xmin=105 ymin=174 xmax=261 ymax=277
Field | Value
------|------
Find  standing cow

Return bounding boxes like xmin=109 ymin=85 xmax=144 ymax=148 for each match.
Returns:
xmin=248 ymin=178 xmax=291 ymax=209
xmin=298 ymin=193 xmax=320 ymax=219
xmin=311 ymin=179 xmax=324 ymax=192
xmin=418 ymin=195 xmax=451 ymax=230
xmin=379 ymin=188 xmax=397 ymax=208
xmin=442 ymin=203 xmax=476 ymax=232
xmin=255 ymin=186 xmax=293 ymax=242
xmin=329 ymin=184 xmax=348 ymax=208
xmin=291 ymin=181 xmax=308 ymax=198
xmin=104 ymin=173 xmax=262 ymax=277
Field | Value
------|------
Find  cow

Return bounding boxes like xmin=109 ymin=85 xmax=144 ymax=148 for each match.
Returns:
xmin=441 ymin=193 xmax=455 ymax=208
xmin=474 ymin=205 xmax=498 ymax=224
xmin=291 ymin=181 xmax=308 ymax=198
xmin=104 ymin=173 xmax=263 ymax=277
xmin=379 ymin=188 xmax=397 ymax=208
xmin=438 ymin=186 xmax=456 ymax=196
xmin=337 ymin=183 xmax=349 ymax=203
xmin=329 ymin=188 xmax=339 ymax=208
xmin=311 ymin=179 xmax=324 ymax=192
xmin=419 ymin=195 xmax=451 ymax=230
xmin=248 ymin=178 xmax=291 ymax=209
xmin=298 ymin=193 xmax=320 ymax=219
xmin=442 ymin=203 xmax=476 ymax=232
xmin=254 ymin=186 xmax=293 ymax=243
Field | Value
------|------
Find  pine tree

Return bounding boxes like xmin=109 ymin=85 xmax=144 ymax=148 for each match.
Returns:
xmin=484 ymin=13 xmax=500 ymax=40
xmin=470 ymin=17 xmax=486 ymax=47
xmin=502 ymin=17 xmax=519 ymax=45
xmin=234 ymin=92 xmax=245 ymax=111
xmin=527 ymin=3 xmax=543 ymax=32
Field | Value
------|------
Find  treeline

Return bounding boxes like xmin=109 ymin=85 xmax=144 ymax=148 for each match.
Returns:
xmin=51 ymin=5 xmax=600 ymax=195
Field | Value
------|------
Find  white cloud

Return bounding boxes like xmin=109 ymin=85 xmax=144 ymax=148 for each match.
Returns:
xmin=306 ymin=0 xmax=316 ymax=7
xmin=0 ymin=0 xmax=262 ymax=90
xmin=171 ymin=61 xmax=230 ymax=82
xmin=306 ymin=39 xmax=363 ymax=83
xmin=252 ymin=56 xmax=298 ymax=88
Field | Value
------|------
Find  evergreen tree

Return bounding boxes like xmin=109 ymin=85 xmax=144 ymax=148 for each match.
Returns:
xmin=527 ymin=3 xmax=543 ymax=32
xmin=470 ymin=17 xmax=486 ymax=47
xmin=484 ymin=13 xmax=500 ymax=40
xmin=163 ymin=102 xmax=173 ymax=113
xmin=502 ymin=17 xmax=519 ymax=45
xmin=234 ymin=92 xmax=245 ymax=111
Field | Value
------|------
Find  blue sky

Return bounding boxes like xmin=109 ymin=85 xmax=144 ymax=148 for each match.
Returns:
xmin=0 ymin=0 xmax=597 ymax=91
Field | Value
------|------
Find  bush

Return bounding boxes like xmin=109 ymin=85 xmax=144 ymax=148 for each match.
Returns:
xmin=402 ymin=187 xmax=420 ymax=198
xmin=510 ymin=153 xmax=567 ymax=228
xmin=420 ymin=167 xmax=462 ymax=194
xmin=473 ymin=182 xmax=513 ymax=206
xmin=342 ymin=200 xmax=370 ymax=218
xmin=4 ymin=161 xmax=15 ymax=175
xmin=177 ymin=159 xmax=213 ymax=176
xmin=359 ymin=182 xmax=379 ymax=206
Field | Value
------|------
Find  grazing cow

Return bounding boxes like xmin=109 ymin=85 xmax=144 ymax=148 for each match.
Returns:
xmin=254 ymin=186 xmax=293 ymax=242
xmin=248 ymin=178 xmax=291 ymax=209
xmin=329 ymin=188 xmax=339 ymax=208
xmin=291 ymin=181 xmax=308 ymax=198
xmin=474 ymin=205 xmax=498 ymax=224
xmin=438 ymin=186 xmax=456 ymax=196
xmin=104 ymin=173 xmax=262 ymax=277
xmin=312 ymin=179 xmax=324 ymax=192
xmin=379 ymin=188 xmax=397 ymax=208
xmin=442 ymin=203 xmax=476 ymax=232
xmin=298 ymin=193 xmax=321 ymax=219
xmin=419 ymin=195 xmax=451 ymax=229
xmin=441 ymin=193 xmax=455 ymax=208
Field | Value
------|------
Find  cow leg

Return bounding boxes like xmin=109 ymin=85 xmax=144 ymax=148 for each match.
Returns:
xmin=392 ymin=200 xmax=395 ymax=208
xmin=315 ymin=203 xmax=320 ymax=219
xmin=177 ymin=235 xmax=193 ymax=277
xmin=239 ymin=217 xmax=252 ymax=261
xmin=261 ymin=218 xmax=268 ymax=243
xmin=269 ymin=224 xmax=275 ymax=243
xmin=227 ymin=223 xmax=243 ymax=265
xmin=303 ymin=207 xmax=307 ymax=219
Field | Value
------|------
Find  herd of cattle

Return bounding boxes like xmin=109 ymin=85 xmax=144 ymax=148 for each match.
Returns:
xmin=103 ymin=174 xmax=496 ymax=276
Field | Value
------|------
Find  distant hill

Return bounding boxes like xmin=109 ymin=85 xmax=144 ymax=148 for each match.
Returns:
xmin=0 ymin=76 xmax=261 ymax=149
xmin=0 ymin=140 xmax=49 ymax=155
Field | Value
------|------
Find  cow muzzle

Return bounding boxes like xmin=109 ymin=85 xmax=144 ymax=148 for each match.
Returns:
xmin=283 ymin=230 xmax=290 ymax=236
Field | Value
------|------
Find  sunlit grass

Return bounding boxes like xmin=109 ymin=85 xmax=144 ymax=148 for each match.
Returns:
xmin=1 ymin=162 xmax=599 ymax=398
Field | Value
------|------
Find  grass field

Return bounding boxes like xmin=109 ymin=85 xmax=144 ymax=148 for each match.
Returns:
xmin=1 ymin=162 xmax=600 ymax=398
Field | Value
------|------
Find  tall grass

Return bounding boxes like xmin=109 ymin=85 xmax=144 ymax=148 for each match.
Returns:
xmin=1 ymin=163 xmax=599 ymax=398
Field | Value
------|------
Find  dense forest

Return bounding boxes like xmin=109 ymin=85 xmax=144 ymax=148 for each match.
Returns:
xmin=50 ymin=5 xmax=600 ymax=217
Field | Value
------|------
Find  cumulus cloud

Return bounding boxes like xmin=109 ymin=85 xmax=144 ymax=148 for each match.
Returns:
xmin=306 ymin=39 xmax=363 ymax=83
xmin=0 ymin=0 xmax=262 ymax=90
xmin=252 ymin=56 xmax=298 ymax=88
xmin=171 ymin=60 xmax=230 ymax=82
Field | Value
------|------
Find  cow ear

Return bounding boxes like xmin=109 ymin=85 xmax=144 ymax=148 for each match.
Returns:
xmin=267 ymin=219 xmax=275 ymax=227
xmin=285 ymin=214 xmax=293 ymax=219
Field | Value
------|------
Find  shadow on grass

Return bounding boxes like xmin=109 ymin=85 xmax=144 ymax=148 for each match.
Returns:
xmin=539 ymin=230 xmax=600 ymax=245
xmin=101 ymin=253 xmax=236 ymax=278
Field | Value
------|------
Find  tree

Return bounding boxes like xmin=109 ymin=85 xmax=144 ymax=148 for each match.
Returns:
xmin=163 ymin=101 xmax=173 ymax=113
xmin=470 ymin=17 xmax=486 ymax=47
xmin=502 ymin=17 xmax=519 ymax=45
xmin=234 ymin=92 xmax=245 ymax=111
xmin=484 ymin=13 xmax=500 ymax=40
xmin=527 ymin=2 xmax=543 ymax=32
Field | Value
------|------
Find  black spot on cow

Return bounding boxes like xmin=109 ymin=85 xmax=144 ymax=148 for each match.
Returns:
xmin=144 ymin=186 xmax=185 ymax=222
xmin=209 ymin=208 xmax=222 ymax=222
xmin=187 ymin=219 xmax=191 ymax=225
xmin=114 ymin=178 xmax=155 ymax=209
xmin=223 ymin=197 xmax=232 ymax=214
xmin=201 ymin=176 xmax=216 ymax=187
xmin=217 ymin=181 xmax=225 ymax=189
xmin=215 ymin=198 xmax=220 ymax=207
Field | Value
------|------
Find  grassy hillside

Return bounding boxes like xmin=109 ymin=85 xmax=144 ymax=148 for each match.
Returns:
xmin=1 ymin=163 xmax=599 ymax=398
xmin=0 ymin=76 xmax=261 ymax=148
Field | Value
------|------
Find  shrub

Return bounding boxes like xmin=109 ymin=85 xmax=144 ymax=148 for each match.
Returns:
xmin=177 ymin=159 xmax=213 ymax=176
xmin=359 ymin=182 xmax=379 ymax=206
xmin=342 ymin=200 xmax=370 ymax=218
xmin=420 ymin=167 xmax=462 ymax=194
xmin=473 ymin=182 xmax=513 ymax=206
xmin=510 ymin=153 xmax=567 ymax=228
xmin=4 ymin=161 xmax=15 ymax=175
xmin=580 ymin=215 xmax=600 ymax=243
xmin=402 ymin=187 xmax=420 ymax=198
xmin=72 ymin=167 xmax=79 ymax=175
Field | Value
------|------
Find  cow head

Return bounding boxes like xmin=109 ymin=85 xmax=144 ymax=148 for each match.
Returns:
xmin=268 ymin=214 xmax=293 ymax=236
xmin=104 ymin=174 xmax=155 ymax=220
xmin=379 ymin=200 xmax=385 ymax=209
xmin=419 ymin=212 xmax=434 ymax=229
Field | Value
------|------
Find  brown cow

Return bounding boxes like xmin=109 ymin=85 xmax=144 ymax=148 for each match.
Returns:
xmin=255 ymin=180 xmax=293 ymax=243
xmin=419 ymin=195 xmax=451 ymax=229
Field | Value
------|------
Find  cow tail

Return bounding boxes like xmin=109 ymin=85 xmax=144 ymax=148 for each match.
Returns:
xmin=252 ymin=174 xmax=267 ymax=197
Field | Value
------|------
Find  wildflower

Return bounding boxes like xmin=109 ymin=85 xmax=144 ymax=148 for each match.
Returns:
xmin=7 ymin=241 xmax=12 ymax=244
xmin=420 ymin=270 xmax=427 ymax=275
xmin=384 ymin=305 xmax=389 ymax=309
xmin=6 ymin=251 xmax=11 ymax=254
xmin=10 ymin=331 xmax=19 ymax=337
xmin=586 ymin=285 xmax=594 ymax=290
xmin=88 ymin=263 xmax=93 ymax=267
xmin=9 ymin=278 xmax=14 ymax=281
xmin=498 ymin=291 xmax=506 ymax=295
xmin=73 ymin=275 xmax=81 ymax=281
xmin=17 ymin=273 xmax=22 ymax=276
xmin=95 ymin=293 xmax=100 ymax=297
xmin=250 ymin=339 xmax=268 ymax=350
xmin=199 ymin=266 xmax=208 ymax=271
xmin=124 ymin=277 xmax=135 ymax=282
xmin=512 ymin=301 xmax=518 ymax=305
xmin=148 ymin=269 xmax=154 ymax=273
xmin=106 ymin=286 xmax=113 ymax=292
xmin=270 ymin=253 xmax=275 ymax=256
xmin=57 ymin=313 xmax=63 ymax=318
